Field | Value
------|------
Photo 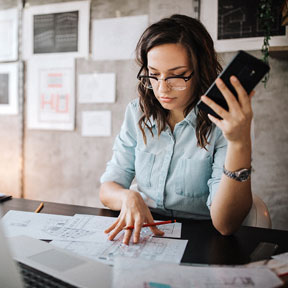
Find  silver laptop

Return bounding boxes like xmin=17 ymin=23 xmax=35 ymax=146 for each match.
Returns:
xmin=0 ymin=208 xmax=112 ymax=288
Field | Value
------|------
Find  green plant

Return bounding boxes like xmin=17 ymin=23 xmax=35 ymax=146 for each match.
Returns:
xmin=258 ymin=0 xmax=274 ymax=87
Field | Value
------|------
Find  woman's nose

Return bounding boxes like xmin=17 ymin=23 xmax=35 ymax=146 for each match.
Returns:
xmin=157 ymin=79 xmax=170 ymax=92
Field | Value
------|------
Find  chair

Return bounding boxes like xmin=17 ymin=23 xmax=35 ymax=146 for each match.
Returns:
xmin=241 ymin=194 xmax=272 ymax=228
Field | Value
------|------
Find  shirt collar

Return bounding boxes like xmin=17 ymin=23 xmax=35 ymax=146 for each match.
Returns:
xmin=147 ymin=101 xmax=200 ymax=128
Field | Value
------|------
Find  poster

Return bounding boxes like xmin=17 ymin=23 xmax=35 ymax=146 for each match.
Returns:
xmin=200 ymin=0 xmax=288 ymax=52
xmin=22 ymin=1 xmax=90 ymax=59
xmin=0 ymin=63 xmax=18 ymax=115
xmin=0 ymin=8 xmax=18 ymax=61
xmin=78 ymin=73 xmax=116 ymax=103
xmin=92 ymin=15 xmax=148 ymax=60
xmin=81 ymin=111 xmax=111 ymax=137
xmin=27 ymin=57 xmax=75 ymax=130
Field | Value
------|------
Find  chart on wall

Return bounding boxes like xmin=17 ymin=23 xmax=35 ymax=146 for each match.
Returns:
xmin=22 ymin=0 xmax=90 ymax=59
xmin=26 ymin=57 xmax=75 ymax=130
xmin=0 ymin=63 xmax=18 ymax=115
xmin=218 ymin=0 xmax=285 ymax=40
xmin=201 ymin=0 xmax=288 ymax=52
xmin=33 ymin=11 xmax=79 ymax=54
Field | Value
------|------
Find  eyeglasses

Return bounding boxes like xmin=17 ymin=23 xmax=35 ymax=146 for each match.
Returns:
xmin=137 ymin=67 xmax=194 ymax=91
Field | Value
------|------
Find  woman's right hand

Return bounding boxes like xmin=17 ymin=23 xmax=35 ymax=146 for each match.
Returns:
xmin=104 ymin=189 xmax=164 ymax=245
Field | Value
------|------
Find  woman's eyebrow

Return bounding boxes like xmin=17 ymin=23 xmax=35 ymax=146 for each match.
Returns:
xmin=148 ymin=65 xmax=188 ymax=71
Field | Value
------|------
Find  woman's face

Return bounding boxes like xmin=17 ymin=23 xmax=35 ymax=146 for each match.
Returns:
xmin=147 ymin=43 xmax=194 ymax=116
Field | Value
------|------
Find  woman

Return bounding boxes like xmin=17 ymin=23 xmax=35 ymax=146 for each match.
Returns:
xmin=100 ymin=14 xmax=254 ymax=245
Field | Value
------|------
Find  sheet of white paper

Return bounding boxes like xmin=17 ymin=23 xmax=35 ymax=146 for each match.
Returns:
xmin=22 ymin=1 xmax=90 ymax=59
xmin=0 ymin=63 xmax=18 ymax=115
xmin=52 ymin=235 xmax=187 ymax=265
xmin=0 ymin=8 xmax=18 ymax=61
xmin=149 ymin=0 xmax=197 ymax=24
xmin=245 ymin=258 xmax=288 ymax=277
xmin=113 ymin=257 xmax=283 ymax=288
xmin=27 ymin=57 xmax=75 ymax=130
xmin=1 ymin=211 xmax=110 ymax=242
xmin=273 ymin=252 xmax=288 ymax=263
xmin=81 ymin=110 xmax=111 ymax=137
xmin=78 ymin=73 xmax=116 ymax=103
xmin=92 ymin=15 xmax=148 ymax=60
xmin=1 ymin=210 xmax=72 ymax=240
xmin=74 ymin=214 xmax=182 ymax=238
xmin=156 ymin=222 xmax=181 ymax=238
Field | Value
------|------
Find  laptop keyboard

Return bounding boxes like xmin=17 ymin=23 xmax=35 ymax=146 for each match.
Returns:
xmin=17 ymin=261 xmax=77 ymax=288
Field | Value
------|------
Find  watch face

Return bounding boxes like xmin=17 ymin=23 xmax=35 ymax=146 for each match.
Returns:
xmin=239 ymin=170 xmax=250 ymax=181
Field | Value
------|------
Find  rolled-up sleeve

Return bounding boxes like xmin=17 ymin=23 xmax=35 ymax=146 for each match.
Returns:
xmin=100 ymin=102 xmax=138 ymax=188
xmin=206 ymin=128 xmax=227 ymax=208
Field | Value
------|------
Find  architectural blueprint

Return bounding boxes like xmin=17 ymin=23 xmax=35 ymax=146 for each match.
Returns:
xmin=51 ymin=234 xmax=187 ymax=265
xmin=113 ymin=257 xmax=283 ymax=288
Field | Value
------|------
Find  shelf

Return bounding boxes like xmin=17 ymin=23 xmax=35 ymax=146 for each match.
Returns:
xmin=269 ymin=46 xmax=288 ymax=59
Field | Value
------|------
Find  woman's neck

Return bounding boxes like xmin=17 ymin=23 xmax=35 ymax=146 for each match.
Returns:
xmin=168 ymin=111 xmax=184 ymax=132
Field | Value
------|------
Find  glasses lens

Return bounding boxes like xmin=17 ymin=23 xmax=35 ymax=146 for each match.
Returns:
xmin=140 ymin=77 xmax=153 ymax=89
xmin=167 ymin=78 xmax=186 ymax=90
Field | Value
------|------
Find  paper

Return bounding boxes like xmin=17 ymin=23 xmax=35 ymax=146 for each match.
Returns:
xmin=273 ymin=252 xmax=288 ymax=263
xmin=0 ymin=63 xmax=18 ymax=115
xmin=1 ymin=210 xmax=72 ymax=240
xmin=246 ymin=252 xmax=288 ymax=277
xmin=0 ymin=8 xmax=18 ymax=61
xmin=149 ymin=0 xmax=198 ymax=24
xmin=73 ymin=214 xmax=182 ymax=239
xmin=81 ymin=110 xmax=111 ymax=137
xmin=78 ymin=73 xmax=116 ymax=103
xmin=52 ymin=235 xmax=187 ymax=265
xmin=246 ymin=258 xmax=288 ymax=278
xmin=22 ymin=1 xmax=90 ymax=59
xmin=113 ymin=257 xmax=283 ymax=288
xmin=27 ymin=57 xmax=75 ymax=130
xmin=3 ymin=211 xmax=186 ymax=266
xmin=92 ymin=15 xmax=148 ymax=60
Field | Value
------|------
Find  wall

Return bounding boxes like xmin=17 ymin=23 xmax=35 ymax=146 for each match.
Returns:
xmin=0 ymin=0 xmax=287 ymax=230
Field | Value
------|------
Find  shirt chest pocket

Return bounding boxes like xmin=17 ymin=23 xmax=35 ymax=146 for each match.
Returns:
xmin=175 ymin=156 xmax=212 ymax=198
xmin=135 ymin=150 xmax=155 ymax=187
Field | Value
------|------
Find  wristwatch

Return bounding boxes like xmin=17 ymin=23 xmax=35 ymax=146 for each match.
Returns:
xmin=223 ymin=166 xmax=252 ymax=182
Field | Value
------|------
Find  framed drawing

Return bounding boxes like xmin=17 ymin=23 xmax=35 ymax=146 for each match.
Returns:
xmin=22 ymin=1 xmax=90 ymax=59
xmin=26 ymin=57 xmax=75 ymax=130
xmin=0 ymin=63 xmax=18 ymax=115
xmin=200 ymin=0 xmax=288 ymax=52
xmin=0 ymin=8 xmax=18 ymax=62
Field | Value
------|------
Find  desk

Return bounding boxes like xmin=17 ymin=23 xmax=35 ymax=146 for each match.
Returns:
xmin=2 ymin=198 xmax=288 ymax=267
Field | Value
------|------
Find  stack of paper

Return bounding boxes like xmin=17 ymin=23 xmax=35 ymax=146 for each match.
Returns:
xmin=1 ymin=210 xmax=186 ymax=265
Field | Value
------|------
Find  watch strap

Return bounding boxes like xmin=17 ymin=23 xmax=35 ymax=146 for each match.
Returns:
xmin=223 ymin=166 xmax=252 ymax=182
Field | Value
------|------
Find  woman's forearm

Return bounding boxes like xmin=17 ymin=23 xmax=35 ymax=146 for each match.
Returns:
xmin=210 ymin=140 xmax=253 ymax=235
xmin=99 ymin=182 xmax=129 ymax=211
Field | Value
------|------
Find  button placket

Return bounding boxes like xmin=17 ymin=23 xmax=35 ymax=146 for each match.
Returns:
xmin=156 ymin=132 xmax=175 ymax=208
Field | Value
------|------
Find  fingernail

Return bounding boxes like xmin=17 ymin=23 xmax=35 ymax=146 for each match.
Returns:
xmin=231 ymin=76 xmax=237 ymax=82
xmin=216 ymin=78 xmax=224 ymax=86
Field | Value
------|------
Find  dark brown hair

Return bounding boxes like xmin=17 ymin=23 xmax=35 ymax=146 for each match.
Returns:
xmin=135 ymin=14 xmax=222 ymax=148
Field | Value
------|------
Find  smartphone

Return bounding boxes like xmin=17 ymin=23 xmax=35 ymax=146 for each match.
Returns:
xmin=198 ymin=50 xmax=270 ymax=119
xmin=0 ymin=193 xmax=12 ymax=202
xmin=250 ymin=242 xmax=279 ymax=262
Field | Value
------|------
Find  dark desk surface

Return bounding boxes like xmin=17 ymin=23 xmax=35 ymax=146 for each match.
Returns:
xmin=1 ymin=198 xmax=288 ymax=267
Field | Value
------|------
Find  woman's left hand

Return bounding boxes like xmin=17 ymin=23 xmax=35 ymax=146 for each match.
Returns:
xmin=201 ymin=76 xmax=255 ymax=144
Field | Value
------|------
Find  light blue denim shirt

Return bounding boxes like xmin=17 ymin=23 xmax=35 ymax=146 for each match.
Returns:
xmin=101 ymin=98 xmax=227 ymax=219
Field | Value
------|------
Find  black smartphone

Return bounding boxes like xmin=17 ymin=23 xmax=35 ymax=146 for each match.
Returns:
xmin=198 ymin=50 xmax=270 ymax=119
xmin=250 ymin=242 xmax=279 ymax=262
xmin=0 ymin=193 xmax=12 ymax=202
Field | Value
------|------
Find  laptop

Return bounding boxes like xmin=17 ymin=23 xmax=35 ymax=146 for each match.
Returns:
xmin=0 ymin=208 xmax=112 ymax=288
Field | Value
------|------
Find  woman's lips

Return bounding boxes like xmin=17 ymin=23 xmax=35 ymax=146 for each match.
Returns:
xmin=159 ymin=97 xmax=175 ymax=103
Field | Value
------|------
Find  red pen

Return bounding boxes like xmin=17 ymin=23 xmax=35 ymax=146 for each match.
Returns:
xmin=124 ymin=220 xmax=176 ymax=230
